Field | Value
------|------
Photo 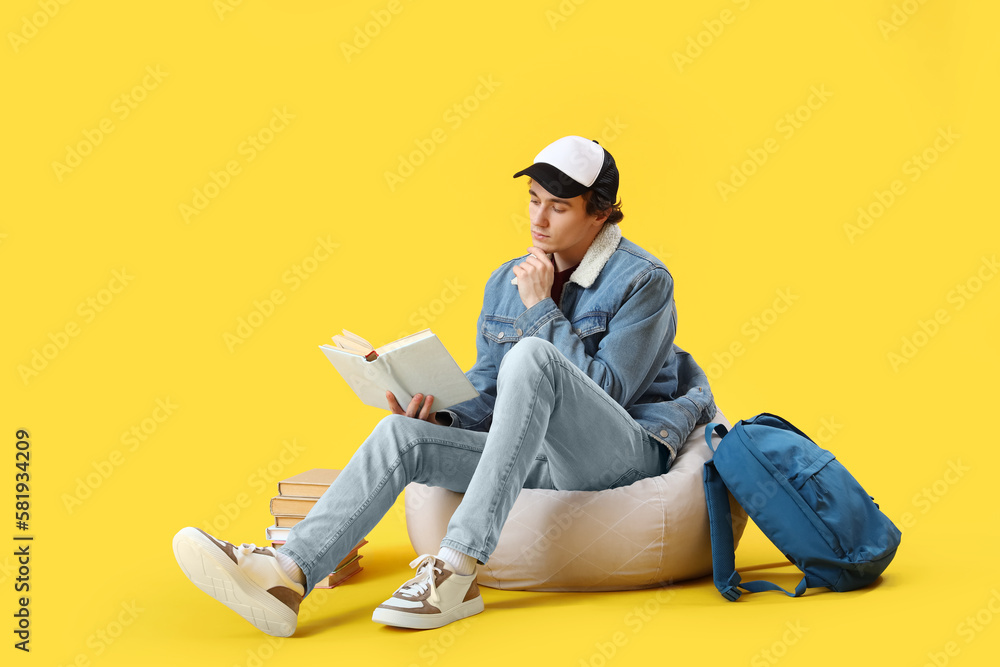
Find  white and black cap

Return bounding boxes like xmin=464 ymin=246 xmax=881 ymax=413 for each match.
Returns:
xmin=513 ymin=135 xmax=619 ymax=202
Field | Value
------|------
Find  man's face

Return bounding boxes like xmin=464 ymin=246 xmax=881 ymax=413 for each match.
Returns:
xmin=527 ymin=180 xmax=606 ymax=259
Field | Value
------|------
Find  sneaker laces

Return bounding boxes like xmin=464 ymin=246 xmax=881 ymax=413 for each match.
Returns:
xmin=233 ymin=542 xmax=302 ymax=591
xmin=237 ymin=542 xmax=271 ymax=557
xmin=398 ymin=554 xmax=442 ymax=605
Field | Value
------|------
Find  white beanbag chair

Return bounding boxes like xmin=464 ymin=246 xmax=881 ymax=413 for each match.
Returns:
xmin=404 ymin=411 xmax=747 ymax=591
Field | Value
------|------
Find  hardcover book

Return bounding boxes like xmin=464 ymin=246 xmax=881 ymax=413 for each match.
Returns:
xmin=277 ymin=468 xmax=340 ymax=498
xmin=319 ymin=328 xmax=477 ymax=411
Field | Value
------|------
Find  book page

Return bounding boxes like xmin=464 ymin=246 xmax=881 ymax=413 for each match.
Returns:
xmin=319 ymin=332 xmax=477 ymax=412
xmin=339 ymin=329 xmax=373 ymax=349
xmin=331 ymin=329 xmax=374 ymax=356
xmin=377 ymin=334 xmax=477 ymax=411
xmin=318 ymin=345 xmax=394 ymax=409
xmin=375 ymin=328 xmax=433 ymax=356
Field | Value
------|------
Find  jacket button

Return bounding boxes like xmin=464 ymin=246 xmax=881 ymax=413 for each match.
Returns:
xmin=497 ymin=331 xmax=504 ymax=339
xmin=659 ymin=430 xmax=669 ymax=437
xmin=516 ymin=328 xmax=523 ymax=336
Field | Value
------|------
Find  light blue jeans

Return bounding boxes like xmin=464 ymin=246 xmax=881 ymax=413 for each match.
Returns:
xmin=281 ymin=338 xmax=670 ymax=592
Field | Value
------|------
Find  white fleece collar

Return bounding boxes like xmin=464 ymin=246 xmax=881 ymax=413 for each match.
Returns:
xmin=567 ymin=222 xmax=622 ymax=288
xmin=510 ymin=223 xmax=622 ymax=290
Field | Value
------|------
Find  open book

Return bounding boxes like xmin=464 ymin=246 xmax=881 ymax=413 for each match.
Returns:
xmin=319 ymin=329 xmax=478 ymax=412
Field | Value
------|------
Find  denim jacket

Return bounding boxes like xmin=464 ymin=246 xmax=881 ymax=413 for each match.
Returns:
xmin=439 ymin=222 xmax=716 ymax=466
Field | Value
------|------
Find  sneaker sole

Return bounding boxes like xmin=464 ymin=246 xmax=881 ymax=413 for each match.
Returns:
xmin=172 ymin=527 xmax=297 ymax=637
xmin=371 ymin=596 xmax=484 ymax=630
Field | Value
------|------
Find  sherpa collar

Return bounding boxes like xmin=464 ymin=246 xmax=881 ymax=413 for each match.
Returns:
xmin=567 ymin=222 xmax=622 ymax=288
xmin=511 ymin=223 xmax=623 ymax=290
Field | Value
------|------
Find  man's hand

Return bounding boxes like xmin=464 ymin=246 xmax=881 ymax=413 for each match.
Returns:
xmin=512 ymin=246 xmax=554 ymax=309
xmin=386 ymin=390 xmax=442 ymax=424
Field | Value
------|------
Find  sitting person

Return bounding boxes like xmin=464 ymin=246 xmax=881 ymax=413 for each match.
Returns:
xmin=172 ymin=135 xmax=716 ymax=636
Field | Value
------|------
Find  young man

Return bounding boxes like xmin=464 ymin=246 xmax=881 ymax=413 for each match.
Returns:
xmin=172 ymin=135 xmax=716 ymax=637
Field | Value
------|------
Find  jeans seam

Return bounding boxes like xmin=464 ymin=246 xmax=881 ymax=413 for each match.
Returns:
xmin=300 ymin=435 xmax=480 ymax=584
xmin=439 ymin=538 xmax=490 ymax=564
xmin=550 ymin=357 xmax=631 ymax=422
xmin=480 ymin=359 xmax=550 ymax=552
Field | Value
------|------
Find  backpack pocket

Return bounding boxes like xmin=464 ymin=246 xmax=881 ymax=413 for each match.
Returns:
xmin=795 ymin=456 xmax=900 ymax=573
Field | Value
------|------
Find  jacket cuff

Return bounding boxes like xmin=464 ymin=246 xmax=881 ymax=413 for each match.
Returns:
xmin=436 ymin=410 xmax=458 ymax=427
xmin=513 ymin=297 xmax=562 ymax=336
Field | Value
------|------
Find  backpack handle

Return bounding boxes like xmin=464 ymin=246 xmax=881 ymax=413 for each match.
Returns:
xmin=703 ymin=422 xmax=729 ymax=452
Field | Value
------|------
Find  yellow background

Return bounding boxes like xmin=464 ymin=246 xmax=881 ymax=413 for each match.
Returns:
xmin=3 ymin=0 xmax=998 ymax=665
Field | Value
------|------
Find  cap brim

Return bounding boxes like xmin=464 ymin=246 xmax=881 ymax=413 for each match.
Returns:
xmin=512 ymin=163 xmax=590 ymax=199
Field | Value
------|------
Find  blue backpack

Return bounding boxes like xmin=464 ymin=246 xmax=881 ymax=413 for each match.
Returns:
xmin=702 ymin=413 xmax=902 ymax=600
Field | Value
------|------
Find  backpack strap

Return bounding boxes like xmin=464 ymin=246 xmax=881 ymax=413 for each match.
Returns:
xmin=704 ymin=458 xmax=744 ymax=600
xmin=740 ymin=578 xmax=809 ymax=597
xmin=703 ymin=422 xmax=811 ymax=601
xmin=705 ymin=459 xmax=811 ymax=600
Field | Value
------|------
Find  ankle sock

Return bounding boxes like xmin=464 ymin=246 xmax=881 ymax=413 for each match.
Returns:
xmin=437 ymin=547 xmax=477 ymax=575
xmin=274 ymin=549 xmax=307 ymax=588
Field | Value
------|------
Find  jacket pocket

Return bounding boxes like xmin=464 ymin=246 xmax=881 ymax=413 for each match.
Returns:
xmin=482 ymin=316 xmax=522 ymax=344
xmin=570 ymin=312 xmax=609 ymax=338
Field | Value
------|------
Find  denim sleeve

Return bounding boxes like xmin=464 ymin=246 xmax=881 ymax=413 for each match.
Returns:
xmin=513 ymin=267 xmax=676 ymax=407
xmin=437 ymin=290 xmax=497 ymax=432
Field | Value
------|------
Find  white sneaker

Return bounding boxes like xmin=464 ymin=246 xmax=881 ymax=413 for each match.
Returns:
xmin=372 ymin=554 xmax=484 ymax=630
xmin=172 ymin=527 xmax=305 ymax=637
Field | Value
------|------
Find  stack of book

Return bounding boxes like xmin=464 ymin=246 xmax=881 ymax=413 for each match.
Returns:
xmin=267 ymin=468 xmax=366 ymax=588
